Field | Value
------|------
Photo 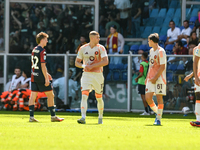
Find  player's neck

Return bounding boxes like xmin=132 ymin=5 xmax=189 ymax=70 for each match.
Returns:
xmin=89 ymin=42 xmax=97 ymax=49
xmin=152 ymin=44 xmax=158 ymax=51
xmin=38 ymin=44 xmax=44 ymax=48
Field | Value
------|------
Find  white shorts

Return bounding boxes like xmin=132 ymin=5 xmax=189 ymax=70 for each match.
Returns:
xmin=194 ymin=84 xmax=200 ymax=93
xmin=81 ymin=72 xmax=104 ymax=94
xmin=145 ymin=80 xmax=166 ymax=95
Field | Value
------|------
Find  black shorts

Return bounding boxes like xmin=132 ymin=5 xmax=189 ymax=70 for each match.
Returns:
xmin=138 ymin=84 xmax=145 ymax=95
xmin=31 ymin=82 xmax=52 ymax=92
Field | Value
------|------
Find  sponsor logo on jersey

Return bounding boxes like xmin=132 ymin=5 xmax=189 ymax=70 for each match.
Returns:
xmin=32 ymin=72 xmax=39 ymax=76
xmin=95 ymin=51 xmax=99 ymax=55
xmin=150 ymin=59 xmax=154 ymax=64
xmin=32 ymin=49 xmax=40 ymax=53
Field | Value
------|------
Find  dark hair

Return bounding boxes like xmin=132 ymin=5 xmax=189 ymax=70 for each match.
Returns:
xmin=169 ymin=20 xmax=175 ymax=25
xmin=142 ymin=52 xmax=148 ymax=59
xmin=36 ymin=32 xmax=49 ymax=44
xmin=148 ymin=33 xmax=159 ymax=43
xmin=15 ymin=66 xmax=21 ymax=70
xmin=190 ymin=31 xmax=196 ymax=36
xmin=110 ymin=25 xmax=117 ymax=30
xmin=183 ymin=20 xmax=189 ymax=24
xmin=177 ymin=41 xmax=183 ymax=47
xmin=23 ymin=70 xmax=31 ymax=78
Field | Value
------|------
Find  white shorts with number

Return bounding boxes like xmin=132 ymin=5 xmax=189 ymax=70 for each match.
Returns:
xmin=81 ymin=72 xmax=104 ymax=94
xmin=194 ymin=84 xmax=200 ymax=93
xmin=145 ymin=79 xmax=166 ymax=95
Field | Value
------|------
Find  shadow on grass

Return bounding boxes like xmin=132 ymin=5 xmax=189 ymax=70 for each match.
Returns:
xmin=145 ymin=124 xmax=163 ymax=126
xmin=0 ymin=111 xmax=196 ymax=119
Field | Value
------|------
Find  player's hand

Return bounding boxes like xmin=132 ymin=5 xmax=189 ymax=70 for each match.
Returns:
xmin=119 ymin=49 xmax=123 ymax=54
xmin=135 ymin=78 xmax=138 ymax=83
xmin=184 ymin=75 xmax=190 ymax=82
xmin=195 ymin=77 xmax=200 ymax=86
xmin=45 ymin=78 xmax=50 ymax=86
xmin=149 ymin=77 xmax=157 ymax=84
xmin=85 ymin=65 xmax=93 ymax=71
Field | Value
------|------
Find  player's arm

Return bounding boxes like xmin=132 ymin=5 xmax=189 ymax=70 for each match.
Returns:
xmin=85 ymin=56 xmax=109 ymax=71
xmin=184 ymin=72 xmax=193 ymax=82
xmin=41 ymin=63 xmax=49 ymax=86
xmin=149 ymin=64 xmax=165 ymax=84
xmin=193 ymin=55 xmax=200 ymax=86
xmin=75 ymin=58 xmax=85 ymax=69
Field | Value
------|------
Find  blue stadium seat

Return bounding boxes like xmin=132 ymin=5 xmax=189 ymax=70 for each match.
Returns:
xmin=130 ymin=45 xmax=139 ymax=54
xmin=177 ymin=64 xmax=185 ymax=71
xmin=165 ymin=44 xmax=174 ymax=54
xmin=141 ymin=26 xmax=152 ymax=38
xmin=159 ymin=35 xmax=167 ymax=43
xmin=109 ymin=64 xmax=115 ymax=70
xmin=159 ymin=43 xmax=164 ymax=48
xmin=169 ymin=0 xmax=178 ymax=8
xmin=106 ymin=71 xmax=112 ymax=81
xmin=189 ymin=24 xmax=194 ymax=30
xmin=158 ymin=8 xmax=167 ymax=18
xmin=115 ymin=64 xmax=124 ymax=70
xmin=159 ymin=27 xmax=168 ymax=36
xmin=139 ymin=44 xmax=148 ymax=51
xmin=155 ymin=17 xmax=164 ymax=27
xmin=123 ymin=45 xmax=129 ymax=54
xmin=167 ymin=72 xmax=173 ymax=82
xmin=190 ymin=16 xmax=198 ymax=24
xmin=174 ymin=8 xmax=181 ymax=18
xmin=121 ymin=71 xmax=127 ymax=81
xmin=173 ymin=17 xmax=180 ymax=26
xmin=150 ymin=9 xmax=159 ymax=18
xmin=146 ymin=18 xmax=156 ymax=26
xmin=179 ymin=26 xmax=184 ymax=31
xmin=190 ymin=8 xmax=199 ymax=17
xmin=123 ymin=64 xmax=128 ymax=70
xmin=152 ymin=26 xmax=161 ymax=33
xmin=166 ymin=8 xmax=175 ymax=19
xmin=163 ymin=17 xmax=172 ymax=27
xmin=113 ymin=71 xmax=120 ymax=81
xmin=168 ymin=64 xmax=177 ymax=71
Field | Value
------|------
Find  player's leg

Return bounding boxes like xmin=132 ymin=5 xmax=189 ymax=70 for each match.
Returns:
xmin=29 ymin=91 xmax=38 ymax=122
xmin=190 ymin=88 xmax=200 ymax=127
xmin=44 ymin=90 xmax=64 ymax=122
xmin=139 ymin=84 xmax=149 ymax=115
xmin=77 ymin=90 xmax=89 ymax=124
xmin=95 ymin=93 xmax=104 ymax=124
xmin=156 ymin=95 xmax=164 ymax=123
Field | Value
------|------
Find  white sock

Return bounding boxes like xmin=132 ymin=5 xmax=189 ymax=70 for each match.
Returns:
xmin=150 ymin=103 xmax=158 ymax=114
xmin=96 ymin=97 xmax=104 ymax=118
xmin=81 ymin=95 xmax=88 ymax=119
xmin=195 ymin=102 xmax=200 ymax=121
xmin=157 ymin=109 xmax=163 ymax=121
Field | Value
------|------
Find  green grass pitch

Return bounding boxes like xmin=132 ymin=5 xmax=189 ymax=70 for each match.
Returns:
xmin=0 ymin=111 xmax=200 ymax=150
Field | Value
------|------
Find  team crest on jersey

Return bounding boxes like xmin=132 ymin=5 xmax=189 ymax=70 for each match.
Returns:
xmin=95 ymin=51 xmax=99 ymax=55
xmin=89 ymin=56 xmax=95 ymax=61
xmin=154 ymin=55 xmax=157 ymax=59
xmin=150 ymin=59 xmax=154 ymax=64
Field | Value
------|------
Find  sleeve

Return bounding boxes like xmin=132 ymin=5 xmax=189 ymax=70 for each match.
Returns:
xmin=195 ymin=47 xmax=200 ymax=57
xmin=40 ymin=50 xmax=46 ymax=63
xmin=77 ymin=47 xmax=83 ymax=60
xmin=100 ymin=45 xmax=108 ymax=58
xmin=139 ymin=64 xmax=144 ymax=73
xmin=118 ymin=33 xmax=125 ymax=50
xmin=159 ymin=49 xmax=166 ymax=65
xmin=167 ymin=29 xmax=170 ymax=37
xmin=177 ymin=28 xmax=181 ymax=36
xmin=53 ymin=79 xmax=59 ymax=88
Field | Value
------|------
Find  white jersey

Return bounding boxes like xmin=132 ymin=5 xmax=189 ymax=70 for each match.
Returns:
xmin=77 ymin=43 xmax=108 ymax=73
xmin=10 ymin=75 xmax=24 ymax=90
xmin=147 ymin=46 xmax=167 ymax=84
xmin=194 ymin=44 xmax=200 ymax=77
xmin=21 ymin=77 xmax=31 ymax=89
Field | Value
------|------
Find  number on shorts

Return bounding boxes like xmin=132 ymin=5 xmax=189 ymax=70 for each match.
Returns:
xmin=157 ymin=84 xmax=162 ymax=89
xmin=31 ymin=56 xmax=39 ymax=69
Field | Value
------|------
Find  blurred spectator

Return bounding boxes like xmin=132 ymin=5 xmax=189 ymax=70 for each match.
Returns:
xmin=172 ymin=41 xmax=188 ymax=55
xmin=184 ymin=48 xmax=193 ymax=76
xmin=105 ymin=13 xmax=120 ymax=37
xmin=165 ymin=20 xmax=180 ymax=45
xmin=75 ymin=35 xmax=87 ymax=54
xmin=114 ymin=0 xmax=131 ymax=37
xmin=178 ymin=20 xmax=192 ymax=45
xmin=9 ymin=67 xmax=24 ymax=91
xmin=155 ymin=0 xmax=168 ymax=9
xmin=132 ymin=49 xmax=144 ymax=73
xmin=53 ymin=69 xmax=78 ymax=109
xmin=192 ymin=10 xmax=200 ymax=38
xmin=163 ymin=86 xmax=173 ymax=109
xmin=0 ymin=2 xmax=4 ymax=50
xmin=130 ymin=0 xmax=142 ymax=38
xmin=188 ymin=31 xmax=199 ymax=47
xmin=105 ymin=25 xmax=124 ymax=64
xmin=20 ymin=70 xmax=31 ymax=89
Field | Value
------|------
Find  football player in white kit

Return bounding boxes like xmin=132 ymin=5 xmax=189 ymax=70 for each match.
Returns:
xmin=184 ymin=43 xmax=200 ymax=127
xmin=75 ymin=31 xmax=109 ymax=124
xmin=145 ymin=33 xmax=167 ymax=125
